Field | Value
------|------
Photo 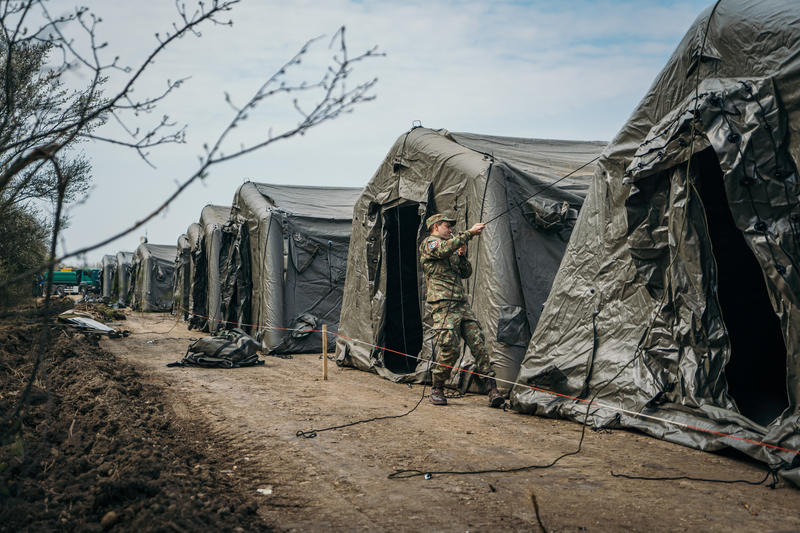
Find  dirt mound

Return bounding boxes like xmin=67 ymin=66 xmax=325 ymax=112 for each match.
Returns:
xmin=0 ymin=297 xmax=74 ymax=324
xmin=0 ymin=318 xmax=271 ymax=532
xmin=72 ymin=301 xmax=127 ymax=322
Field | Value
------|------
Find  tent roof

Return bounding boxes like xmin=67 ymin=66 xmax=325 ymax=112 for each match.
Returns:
xmin=607 ymin=0 xmax=800 ymax=169
xmin=450 ymin=132 xmax=606 ymax=195
xmin=240 ymin=182 xmax=361 ymax=220
xmin=186 ymin=222 xmax=202 ymax=248
xmin=200 ymin=205 xmax=231 ymax=227
xmin=359 ymin=128 xmax=603 ymax=210
xmin=136 ymin=243 xmax=177 ymax=263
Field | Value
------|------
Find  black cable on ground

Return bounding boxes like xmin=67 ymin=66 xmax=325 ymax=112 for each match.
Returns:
xmin=295 ymin=387 xmax=429 ymax=438
xmin=297 ymin=210 xmax=452 ymax=439
xmin=296 ymin=292 xmax=457 ymax=438
xmin=388 ymin=422 xmax=590 ymax=479
xmin=610 ymin=468 xmax=779 ymax=488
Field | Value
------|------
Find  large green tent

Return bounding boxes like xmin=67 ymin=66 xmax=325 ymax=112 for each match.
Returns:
xmin=512 ymin=0 xmax=800 ymax=484
xmin=173 ymin=232 xmax=192 ymax=319
xmin=336 ymin=127 xmax=604 ymax=390
xmin=186 ymin=205 xmax=233 ymax=333
xmin=101 ymin=254 xmax=116 ymax=300
xmin=220 ymin=182 xmax=361 ymax=353
xmin=130 ymin=243 xmax=177 ymax=312
xmin=113 ymin=251 xmax=134 ymax=306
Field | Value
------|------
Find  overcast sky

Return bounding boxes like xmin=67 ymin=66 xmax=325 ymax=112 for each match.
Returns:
xmin=48 ymin=0 xmax=712 ymax=264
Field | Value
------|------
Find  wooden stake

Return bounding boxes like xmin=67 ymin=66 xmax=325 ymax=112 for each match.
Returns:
xmin=322 ymin=323 xmax=328 ymax=381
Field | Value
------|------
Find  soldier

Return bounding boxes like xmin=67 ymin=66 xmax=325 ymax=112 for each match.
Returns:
xmin=419 ymin=213 xmax=503 ymax=407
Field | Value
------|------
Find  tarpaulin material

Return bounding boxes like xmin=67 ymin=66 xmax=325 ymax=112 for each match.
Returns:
xmin=335 ymin=127 xmax=604 ymax=391
xmin=58 ymin=310 xmax=119 ymax=336
xmin=511 ymin=0 xmax=800 ymax=484
xmin=113 ymin=251 xmax=133 ymax=306
xmin=173 ymin=233 xmax=192 ymax=319
xmin=130 ymin=243 xmax=177 ymax=312
xmin=185 ymin=222 xmax=203 ymax=322
xmin=101 ymin=254 xmax=116 ymax=300
xmin=192 ymin=205 xmax=233 ymax=333
xmin=220 ymin=182 xmax=361 ymax=354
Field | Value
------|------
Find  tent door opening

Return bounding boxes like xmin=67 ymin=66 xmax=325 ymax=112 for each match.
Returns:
xmin=382 ymin=204 xmax=423 ymax=373
xmin=694 ymin=149 xmax=788 ymax=427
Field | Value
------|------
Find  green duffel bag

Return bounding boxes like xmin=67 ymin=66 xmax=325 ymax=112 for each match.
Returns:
xmin=168 ymin=328 xmax=264 ymax=368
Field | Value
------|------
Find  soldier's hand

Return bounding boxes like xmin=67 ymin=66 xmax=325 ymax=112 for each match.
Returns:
xmin=468 ymin=222 xmax=486 ymax=236
xmin=457 ymin=245 xmax=466 ymax=256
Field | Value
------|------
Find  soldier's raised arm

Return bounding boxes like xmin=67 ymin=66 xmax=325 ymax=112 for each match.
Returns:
xmin=423 ymin=231 xmax=472 ymax=260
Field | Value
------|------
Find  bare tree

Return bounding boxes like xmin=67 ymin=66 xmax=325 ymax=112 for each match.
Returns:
xmin=0 ymin=0 xmax=379 ymax=287
xmin=0 ymin=0 xmax=379 ymax=434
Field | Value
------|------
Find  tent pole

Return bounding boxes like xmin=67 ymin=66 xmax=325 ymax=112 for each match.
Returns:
xmin=323 ymin=323 xmax=328 ymax=381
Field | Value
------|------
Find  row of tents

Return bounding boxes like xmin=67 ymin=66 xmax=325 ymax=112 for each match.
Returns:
xmin=99 ymin=0 xmax=799 ymax=484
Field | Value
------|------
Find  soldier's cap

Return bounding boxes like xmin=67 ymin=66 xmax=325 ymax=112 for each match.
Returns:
xmin=426 ymin=213 xmax=457 ymax=229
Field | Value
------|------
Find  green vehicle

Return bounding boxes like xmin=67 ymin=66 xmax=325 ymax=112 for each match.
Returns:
xmin=42 ymin=268 xmax=102 ymax=297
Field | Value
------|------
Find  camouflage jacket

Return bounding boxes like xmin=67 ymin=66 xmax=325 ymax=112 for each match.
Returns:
xmin=419 ymin=231 xmax=474 ymax=302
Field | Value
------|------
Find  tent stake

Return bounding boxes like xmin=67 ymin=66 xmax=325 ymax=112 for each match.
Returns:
xmin=322 ymin=323 xmax=328 ymax=381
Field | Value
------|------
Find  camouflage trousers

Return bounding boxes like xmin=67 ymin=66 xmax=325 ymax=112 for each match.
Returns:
xmin=429 ymin=300 xmax=495 ymax=383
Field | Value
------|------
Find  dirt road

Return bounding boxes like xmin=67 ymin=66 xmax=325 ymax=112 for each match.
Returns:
xmin=104 ymin=313 xmax=800 ymax=532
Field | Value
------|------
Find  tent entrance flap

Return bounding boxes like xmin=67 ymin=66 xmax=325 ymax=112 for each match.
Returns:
xmin=382 ymin=204 xmax=423 ymax=373
xmin=694 ymin=149 xmax=788 ymax=427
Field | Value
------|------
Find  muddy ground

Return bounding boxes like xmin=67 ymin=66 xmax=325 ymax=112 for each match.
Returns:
xmin=111 ymin=312 xmax=800 ymax=532
xmin=0 ymin=304 xmax=269 ymax=532
xmin=4 ymin=307 xmax=800 ymax=532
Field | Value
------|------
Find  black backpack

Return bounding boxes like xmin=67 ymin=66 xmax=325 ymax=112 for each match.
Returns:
xmin=168 ymin=329 xmax=264 ymax=368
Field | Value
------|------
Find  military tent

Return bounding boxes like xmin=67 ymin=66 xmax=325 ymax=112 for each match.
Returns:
xmin=173 ymin=233 xmax=192 ymax=318
xmin=187 ymin=205 xmax=233 ymax=333
xmin=101 ymin=254 xmax=116 ymax=300
xmin=113 ymin=251 xmax=134 ymax=306
xmin=220 ymin=182 xmax=361 ymax=353
xmin=130 ymin=243 xmax=176 ymax=312
xmin=184 ymin=223 xmax=203 ymax=321
xmin=511 ymin=0 xmax=800 ymax=483
xmin=335 ymin=127 xmax=605 ymax=391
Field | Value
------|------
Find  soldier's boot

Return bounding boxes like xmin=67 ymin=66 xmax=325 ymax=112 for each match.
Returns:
xmin=430 ymin=381 xmax=447 ymax=406
xmin=486 ymin=378 xmax=504 ymax=408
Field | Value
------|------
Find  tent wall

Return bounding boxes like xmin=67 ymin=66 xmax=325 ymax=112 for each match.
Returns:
xmin=511 ymin=0 xmax=800 ymax=483
xmin=219 ymin=218 xmax=252 ymax=334
xmin=222 ymin=182 xmax=360 ymax=353
xmin=186 ymin=223 xmax=203 ymax=325
xmin=173 ymin=234 xmax=191 ymax=318
xmin=195 ymin=205 xmax=232 ymax=333
xmin=280 ymin=215 xmax=352 ymax=352
xmin=101 ymin=255 xmax=116 ymax=300
xmin=335 ymin=128 xmax=604 ymax=390
xmin=114 ymin=251 xmax=133 ymax=305
xmin=130 ymin=243 xmax=177 ymax=312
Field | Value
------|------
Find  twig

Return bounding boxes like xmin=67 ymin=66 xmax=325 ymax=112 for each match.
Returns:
xmin=530 ymin=490 xmax=548 ymax=533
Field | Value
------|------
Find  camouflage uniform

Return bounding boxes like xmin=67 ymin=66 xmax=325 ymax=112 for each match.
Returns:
xmin=419 ymin=228 xmax=495 ymax=384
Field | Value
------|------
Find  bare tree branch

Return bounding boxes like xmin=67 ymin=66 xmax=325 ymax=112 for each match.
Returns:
xmin=0 ymin=1 xmax=243 ymax=194
xmin=1 ymin=8 xmax=381 ymax=291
